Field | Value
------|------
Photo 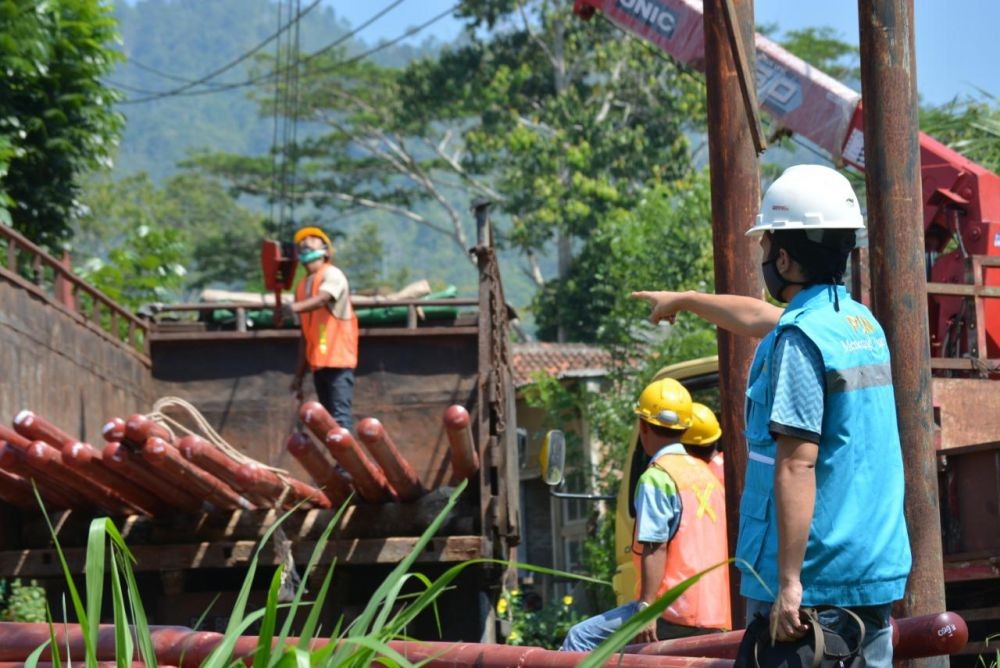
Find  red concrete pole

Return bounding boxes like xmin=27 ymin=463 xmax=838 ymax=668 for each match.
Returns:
xmin=0 ymin=615 xmax=966 ymax=665
xmin=24 ymin=441 xmax=136 ymax=514
xmin=443 ymin=405 xmax=479 ymax=482
xmin=323 ymin=427 xmax=395 ymax=503
xmin=0 ymin=443 xmax=80 ymax=509
xmin=355 ymin=418 xmax=423 ymax=501
xmin=13 ymin=410 xmax=77 ymax=449
xmin=703 ymin=0 xmax=761 ymax=625
xmin=61 ymin=442 xmax=165 ymax=516
xmin=177 ymin=435 xmax=269 ymax=506
xmin=0 ymin=469 xmax=40 ymax=508
xmin=102 ymin=441 xmax=204 ymax=513
xmin=285 ymin=432 xmax=354 ymax=506
xmin=298 ymin=401 xmax=340 ymax=440
xmin=234 ymin=462 xmax=332 ymax=509
xmin=125 ymin=414 xmax=174 ymax=446
xmin=101 ymin=417 xmax=126 ymax=442
xmin=140 ymin=437 xmax=252 ymax=511
xmin=858 ymin=1 xmax=947 ymax=656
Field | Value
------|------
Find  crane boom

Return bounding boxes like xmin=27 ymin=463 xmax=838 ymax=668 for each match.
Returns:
xmin=574 ymin=0 xmax=1000 ymax=361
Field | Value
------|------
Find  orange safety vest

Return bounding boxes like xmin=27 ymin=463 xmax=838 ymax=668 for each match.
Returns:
xmin=631 ymin=453 xmax=731 ymax=630
xmin=295 ymin=263 xmax=359 ymax=370
xmin=708 ymin=451 xmax=725 ymax=485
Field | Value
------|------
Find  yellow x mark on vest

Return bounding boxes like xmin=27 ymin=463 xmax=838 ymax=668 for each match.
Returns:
xmin=693 ymin=481 xmax=717 ymax=522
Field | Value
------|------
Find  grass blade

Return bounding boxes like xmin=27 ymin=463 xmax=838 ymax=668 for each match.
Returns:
xmin=295 ymin=558 xmax=337 ymax=650
xmin=252 ymin=565 xmax=285 ymax=668
xmin=32 ymin=486 xmax=94 ymax=667
xmin=103 ymin=520 xmax=157 ymax=668
xmin=84 ymin=517 xmax=108 ymax=655
xmin=274 ymin=495 xmax=353 ymax=658
xmin=577 ymin=559 xmax=732 ymax=668
xmin=349 ymin=479 xmax=467 ymax=639
xmin=108 ymin=548 xmax=134 ymax=668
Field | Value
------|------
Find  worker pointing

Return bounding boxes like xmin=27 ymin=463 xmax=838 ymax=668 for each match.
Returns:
xmin=289 ymin=226 xmax=359 ymax=431
xmin=633 ymin=165 xmax=910 ymax=668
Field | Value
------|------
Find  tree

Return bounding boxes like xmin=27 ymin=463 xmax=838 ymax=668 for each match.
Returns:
xmin=75 ymin=172 xmax=267 ymax=303
xmin=193 ymin=0 xmax=704 ymax=331
xmin=0 ymin=0 xmax=123 ymax=249
xmin=921 ymin=92 xmax=1000 ymax=174
xmin=533 ymin=172 xmax=714 ymax=346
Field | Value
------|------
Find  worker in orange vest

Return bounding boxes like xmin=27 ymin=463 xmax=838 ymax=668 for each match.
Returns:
xmin=289 ymin=227 xmax=359 ymax=430
xmin=561 ymin=379 xmax=731 ymax=652
xmin=682 ymin=403 xmax=725 ymax=484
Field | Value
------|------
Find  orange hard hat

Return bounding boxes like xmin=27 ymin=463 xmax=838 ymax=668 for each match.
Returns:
xmin=293 ymin=226 xmax=333 ymax=252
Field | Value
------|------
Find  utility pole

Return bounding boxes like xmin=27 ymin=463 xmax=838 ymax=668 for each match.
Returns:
xmin=702 ymin=0 xmax=762 ymax=626
xmin=858 ymin=3 xmax=947 ymax=666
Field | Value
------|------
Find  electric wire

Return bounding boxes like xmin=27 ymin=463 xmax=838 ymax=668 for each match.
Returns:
xmin=117 ymin=1 xmax=455 ymax=104
xmin=115 ymin=0 xmax=323 ymax=102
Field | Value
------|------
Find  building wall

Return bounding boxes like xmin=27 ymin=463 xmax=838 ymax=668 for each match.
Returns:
xmin=0 ymin=280 xmax=152 ymax=444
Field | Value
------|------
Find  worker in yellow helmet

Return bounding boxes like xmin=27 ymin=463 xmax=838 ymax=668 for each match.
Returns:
xmin=681 ymin=403 xmax=724 ymax=484
xmin=561 ymin=378 xmax=730 ymax=652
xmin=289 ymin=226 xmax=359 ymax=430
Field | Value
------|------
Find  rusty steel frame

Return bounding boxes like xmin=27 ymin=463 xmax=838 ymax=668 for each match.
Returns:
xmin=857 ymin=1 xmax=948 ymax=661
xmin=703 ymin=0 xmax=761 ymax=625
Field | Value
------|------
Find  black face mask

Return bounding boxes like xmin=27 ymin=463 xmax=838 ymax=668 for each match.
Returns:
xmin=761 ymin=244 xmax=805 ymax=303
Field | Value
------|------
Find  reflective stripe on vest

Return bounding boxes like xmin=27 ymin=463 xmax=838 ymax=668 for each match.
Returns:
xmin=296 ymin=263 xmax=359 ymax=370
xmin=736 ymin=284 xmax=911 ymax=607
xmin=631 ymin=454 xmax=731 ymax=630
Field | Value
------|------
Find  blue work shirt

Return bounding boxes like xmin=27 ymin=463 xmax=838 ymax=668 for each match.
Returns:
xmin=634 ymin=443 xmax=685 ymax=544
xmin=737 ymin=284 xmax=912 ymax=607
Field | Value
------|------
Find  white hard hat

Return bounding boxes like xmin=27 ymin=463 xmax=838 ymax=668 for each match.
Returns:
xmin=746 ymin=164 xmax=864 ymax=238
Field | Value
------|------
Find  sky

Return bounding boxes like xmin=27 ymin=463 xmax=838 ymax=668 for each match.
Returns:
xmin=334 ymin=0 xmax=999 ymax=106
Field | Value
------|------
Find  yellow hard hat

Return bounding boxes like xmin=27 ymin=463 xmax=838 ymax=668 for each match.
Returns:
xmin=681 ymin=403 xmax=722 ymax=446
xmin=634 ymin=378 xmax=693 ymax=430
xmin=293 ymin=226 xmax=334 ymax=253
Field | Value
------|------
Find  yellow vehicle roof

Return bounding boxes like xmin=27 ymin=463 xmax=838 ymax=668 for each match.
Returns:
xmin=651 ymin=355 xmax=719 ymax=383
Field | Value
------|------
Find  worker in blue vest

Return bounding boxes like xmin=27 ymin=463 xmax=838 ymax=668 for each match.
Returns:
xmin=633 ymin=165 xmax=911 ymax=668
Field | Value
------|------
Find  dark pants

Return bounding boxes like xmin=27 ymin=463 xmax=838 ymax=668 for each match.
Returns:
xmin=313 ymin=367 xmax=355 ymax=432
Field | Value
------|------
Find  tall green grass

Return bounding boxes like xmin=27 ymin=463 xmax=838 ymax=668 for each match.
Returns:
xmin=30 ymin=479 xmax=652 ymax=667
xmin=27 ymin=479 xmax=731 ymax=666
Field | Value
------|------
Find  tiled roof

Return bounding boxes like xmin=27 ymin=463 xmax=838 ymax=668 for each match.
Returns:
xmin=512 ymin=342 xmax=611 ymax=388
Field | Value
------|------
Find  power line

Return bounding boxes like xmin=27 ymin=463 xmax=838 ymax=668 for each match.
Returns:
xmin=117 ymin=0 xmax=323 ymax=102
xmin=118 ymin=0 xmax=454 ymax=105
xmin=124 ymin=59 xmax=224 ymax=86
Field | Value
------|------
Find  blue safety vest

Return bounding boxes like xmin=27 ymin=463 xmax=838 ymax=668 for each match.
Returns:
xmin=737 ymin=284 xmax=912 ymax=606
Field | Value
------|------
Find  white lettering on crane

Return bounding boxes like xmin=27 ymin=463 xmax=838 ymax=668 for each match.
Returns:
xmin=617 ymin=0 xmax=678 ymax=38
xmin=756 ymin=52 xmax=803 ymax=115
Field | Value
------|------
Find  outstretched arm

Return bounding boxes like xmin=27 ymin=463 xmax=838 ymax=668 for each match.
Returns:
xmin=631 ymin=290 xmax=781 ymax=339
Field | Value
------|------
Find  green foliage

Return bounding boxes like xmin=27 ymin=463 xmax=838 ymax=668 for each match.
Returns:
xmin=534 ymin=172 xmax=714 ymax=346
xmin=498 ymin=589 xmax=582 ymax=649
xmin=78 ymin=222 xmax=188 ymax=310
xmin=0 ymin=578 xmax=47 ymax=622
xmin=921 ymin=92 xmax=1000 ymax=174
xmin=0 ymin=0 xmax=124 ymax=249
xmin=74 ymin=171 xmax=267 ymax=304
xmin=778 ymin=26 xmax=859 ymax=86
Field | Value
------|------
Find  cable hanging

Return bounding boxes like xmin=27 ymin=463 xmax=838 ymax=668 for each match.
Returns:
xmin=117 ymin=0 xmax=455 ymax=105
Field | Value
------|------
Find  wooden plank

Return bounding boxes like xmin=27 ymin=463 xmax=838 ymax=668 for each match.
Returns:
xmin=952 ymin=606 xmax=1000 ymax=622
xmin=942 ymin=554 xmax=1000 ymax=582
xmin=0 ymin=535 xmax=487 ymax=577
xmin=150 ymin=327 xmax=479 ymax=343
xmin=926 ymin=282 xmax=1000 ymax=298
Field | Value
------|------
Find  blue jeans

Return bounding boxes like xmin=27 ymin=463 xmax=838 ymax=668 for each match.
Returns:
xmin=745 ymin=598 xmax=893 ymax=668
xmin=313 ymin=367 xmax=355 ymax=431
xmin=560 ymin=601 xmax=715 ymax=652
xmin=561 ymin=601 xmax=640 ymax=652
